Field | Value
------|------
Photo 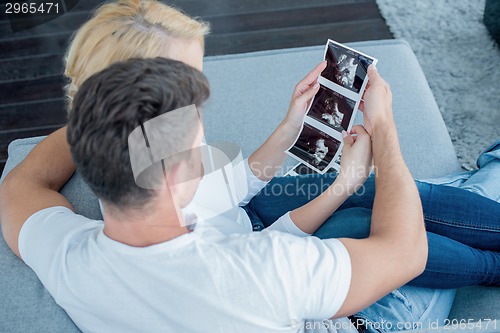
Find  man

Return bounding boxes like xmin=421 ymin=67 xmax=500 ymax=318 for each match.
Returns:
xmin=0 ymin=57 xmax=428 ymax=332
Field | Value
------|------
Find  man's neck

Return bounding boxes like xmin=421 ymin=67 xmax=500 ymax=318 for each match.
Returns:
xmin=102 ymin=199 xmax=189 ymax=247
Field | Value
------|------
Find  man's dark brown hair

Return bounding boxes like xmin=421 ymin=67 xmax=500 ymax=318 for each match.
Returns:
xmin=67 ymin=57 xmax=210 ymax=209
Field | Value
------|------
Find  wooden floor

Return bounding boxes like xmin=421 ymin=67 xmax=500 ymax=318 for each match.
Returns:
xmin=0 ymin=0 xmax=392 ymax=173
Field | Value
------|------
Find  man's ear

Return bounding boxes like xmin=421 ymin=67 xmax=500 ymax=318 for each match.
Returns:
xmin=166 ymin=159 xmax=198 ymax=191
xmin=164 ymin=161 xmax=181 ymax=194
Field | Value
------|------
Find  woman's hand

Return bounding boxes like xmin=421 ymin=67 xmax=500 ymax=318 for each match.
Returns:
xmin=281 ymin=61 xmax=327 ymax=138
xmin=248 ymin=62 xmax=326 ymax=180
xmin=335 ymin=125 xmax=373 ymax=194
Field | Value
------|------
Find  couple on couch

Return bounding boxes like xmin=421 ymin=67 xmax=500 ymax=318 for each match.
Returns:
xmin=0 ymin=1 xmax=499 ymax=332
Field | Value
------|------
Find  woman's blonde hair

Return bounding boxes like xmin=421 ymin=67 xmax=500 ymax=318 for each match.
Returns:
xmin=64 ymin=0 xmax=210 ymax=111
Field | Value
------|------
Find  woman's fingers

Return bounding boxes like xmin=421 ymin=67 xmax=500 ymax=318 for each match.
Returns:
xmin=294 ymin=82 xmax=320 ymax=106
xmin=350 ymin=125 xmax=368 ymax=136
xmin=359 ymin=100 xmax=365 ymax=112
xmin=293 ymin=61 xmax=327 ymax=97
xmin=301 ymin=61 xmax=327 ymax=84
xmin=342 ymin=130 xmax=355 ymax=146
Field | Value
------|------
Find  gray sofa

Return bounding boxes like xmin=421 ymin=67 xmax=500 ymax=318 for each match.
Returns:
xmin=0 ymin=39 xmax=498 ymax=332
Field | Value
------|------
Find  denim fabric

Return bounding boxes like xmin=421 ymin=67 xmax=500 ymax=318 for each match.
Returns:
xmin=246 ymin=140 xmax=500 ymax=288
xmin=312 ymin=207 xmax=500 ymax=288
xmin=354 ymin=286 xmax=456 ymax=333
xmin=422 ymin=140 xmax=500 ymax=203
xmin=241 ymin=205 xmax=265 ymax=232
xmin=313 ymin=208 xmax=371 ymax=239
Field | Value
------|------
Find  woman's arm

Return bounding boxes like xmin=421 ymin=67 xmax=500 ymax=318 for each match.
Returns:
xmin=247 ymin=62 xmax=327 ymax=181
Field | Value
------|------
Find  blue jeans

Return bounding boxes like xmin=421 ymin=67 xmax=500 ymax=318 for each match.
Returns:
xmin=246 ymin=140 xmax=500 ymax=288
xmin=353 ymin=286 xmax=456 ymax=333
xmin=304 ymin=287 xmax=456 ymax=333
xmin=422 ymin=140 xmax=500 ymax=203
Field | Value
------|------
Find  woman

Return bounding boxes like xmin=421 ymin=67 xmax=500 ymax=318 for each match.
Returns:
xmin=52 ymin=0 xmax=498 ymax=330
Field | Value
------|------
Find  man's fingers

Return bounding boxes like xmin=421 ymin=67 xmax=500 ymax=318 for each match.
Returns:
xmin=367 ymin=64 xmax=379 ymax=82
xmin=361 ymin=81 xmax=370 ymax=99
xmin=368 ymin=64 xmax=386 ymax=88
xmin=367 ymin=64 xmax=390 ymax=90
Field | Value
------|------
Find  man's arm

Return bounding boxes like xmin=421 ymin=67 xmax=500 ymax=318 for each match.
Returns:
xmin=334 ymin=66 xmax=427 ymax=318
xmin=248 ymin=62 xmax=326 ymax=181
xmin=289 ymin=125 xmax=373 ymax=234
xmin=0 ymin=127 xmax=75 ymax=258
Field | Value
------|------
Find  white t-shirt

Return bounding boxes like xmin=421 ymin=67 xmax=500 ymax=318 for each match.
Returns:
xmin=139 ymin=158 xmax=310 ymax=237
xmin=19 ymin=206 xmax=353 ymax=333
xmin=19 ymin=158 xmax=356 ymax=332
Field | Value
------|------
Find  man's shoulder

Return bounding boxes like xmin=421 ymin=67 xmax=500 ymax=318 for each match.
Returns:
xmin=19 ymin=206 xmax=102 ymax=256
xmin=23 ymin=206 xmax=100 ymax=230
xmin=28 ymin=205 xmax=77 ymax=217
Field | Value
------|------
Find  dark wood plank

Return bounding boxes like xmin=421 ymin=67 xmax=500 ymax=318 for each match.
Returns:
xmin=0 ymin=2 xmax=10 ymax=25
xmin=0 ymin=0 xmax=370 ymax=16
xmin=206 ymin=18 xmax=393 ymax=55
xmin=0 ymin=54 xmax=63 ymax=82
xmin=0 ymin=10 xmax=90 ymax=39
xmin=0 ymin=125 xmax=63 ymax=161
xmin=209 ymin=2 xmax=381 ymax=34
xmin=0 ymin=2 xmax=377 ymax=38
xmin=0 ymin=75 xmax=65 ymax=104
xmin=0 ymin=16 xmax=391 ymax=60
xmin=0 ymin=99 xmax=66 ymax=130
xmin=168 ymin=0 xmax=370 ymax=17
xmin=0 ymin=31 xmax=72 ymax=60
xmin=0 ymin=1 xmax=385 ymax=59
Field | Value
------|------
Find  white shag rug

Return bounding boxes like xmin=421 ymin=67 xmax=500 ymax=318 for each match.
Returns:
xmin=376 ymin=0 xmax=500 ymax=170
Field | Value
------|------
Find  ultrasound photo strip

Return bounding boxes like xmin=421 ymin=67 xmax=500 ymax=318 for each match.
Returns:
xmin=287 ymin=122 xmax=341 ymax=173
xmin=322 ymin=39 xmax=377 ymax=96
xmin=306 ymin=84 xmax=356 ymax=133
xmin=286 ymin=39 xmax=377 ymax=174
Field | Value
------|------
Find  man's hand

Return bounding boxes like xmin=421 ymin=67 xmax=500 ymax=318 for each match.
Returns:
xmin=282 ymin=61 xmax=327 ymax=135
xmin=335 ymin=125 xmax=372 ymax=194
xmin=359 ymin=65 xmax=394 ymax=137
